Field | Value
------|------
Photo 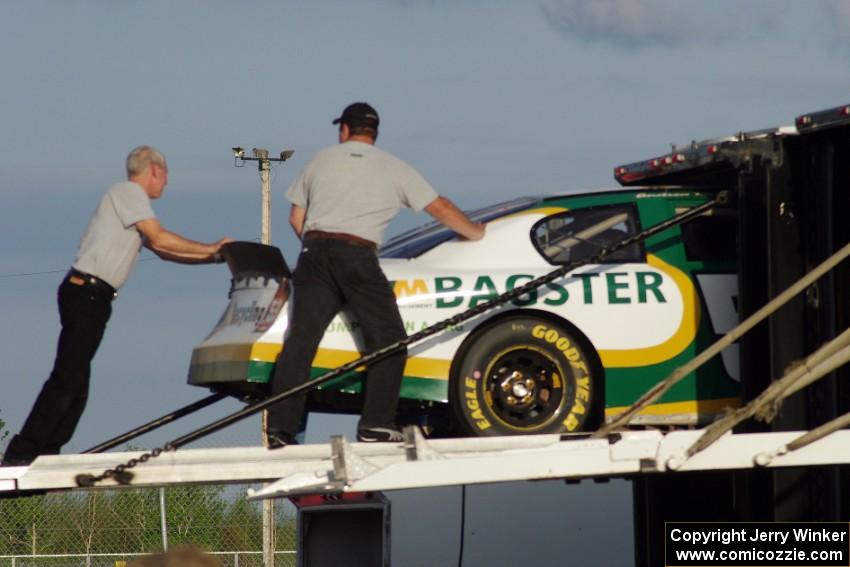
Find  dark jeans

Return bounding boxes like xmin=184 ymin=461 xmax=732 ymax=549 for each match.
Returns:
xmin=3 ymin=276 xmax=112 ymax=464
xmin=267 ymin=239 xmax=407 ymax=436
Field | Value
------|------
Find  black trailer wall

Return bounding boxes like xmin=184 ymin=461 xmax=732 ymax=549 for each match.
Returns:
xmin=635 ymin=123 xmax=850 ymax=567
xmin=735 ymin=126 xmax=850 ymax=522
xmin=788 ymin=129 xmax=850 ymax=519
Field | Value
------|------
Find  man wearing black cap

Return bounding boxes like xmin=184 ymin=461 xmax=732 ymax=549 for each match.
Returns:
xmin=267 ymin=102 xmax=485 ymax=446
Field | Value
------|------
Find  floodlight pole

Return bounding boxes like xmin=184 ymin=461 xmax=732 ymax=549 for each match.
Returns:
xmin=256 ymin=149 xmax=272 ymax=244
xmin=231 ymin=147 xmax=295 ymax=244
xmin=231 ymin=145 xmax=294 ymax=567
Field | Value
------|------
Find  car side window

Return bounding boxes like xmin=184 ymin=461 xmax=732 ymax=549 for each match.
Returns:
xmin=532 ymin=205 xmax=644 ymax=265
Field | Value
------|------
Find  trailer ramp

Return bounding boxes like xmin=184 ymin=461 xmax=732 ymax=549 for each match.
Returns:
xmin=4 ymin=427 xmax=850 ymax=499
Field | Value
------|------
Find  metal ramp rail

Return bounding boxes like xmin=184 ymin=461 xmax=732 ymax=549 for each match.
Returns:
xmin=5 ymin=427 xmax=850 ymax=499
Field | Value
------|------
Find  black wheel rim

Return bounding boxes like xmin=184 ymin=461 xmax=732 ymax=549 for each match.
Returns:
xmin=482 ymin=345 xmax=568 ymax=430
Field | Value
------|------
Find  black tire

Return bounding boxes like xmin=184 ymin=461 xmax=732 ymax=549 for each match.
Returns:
xmin=450 ymin=315 xmax=601 ymax=436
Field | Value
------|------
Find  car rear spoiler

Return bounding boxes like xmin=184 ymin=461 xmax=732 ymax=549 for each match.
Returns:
xmin=220 ymin=241 xmax=291 ymax=279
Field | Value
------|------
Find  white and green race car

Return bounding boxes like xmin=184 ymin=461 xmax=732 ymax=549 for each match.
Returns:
xmin=189 ymin=187 xmax=739 ymax=436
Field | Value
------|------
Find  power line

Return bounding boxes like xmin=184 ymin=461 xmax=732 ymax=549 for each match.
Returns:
xmin=0 ymin=238 xmax=263 ymax=280
xmin=0 ymin=268 xmax=68 ymax=278
xmin=0 ymin=256 xmax=152 ymax=280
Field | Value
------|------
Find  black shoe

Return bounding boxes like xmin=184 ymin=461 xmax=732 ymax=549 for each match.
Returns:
xmin=3 ymin=436 xmax=36 ymax=466
xmin=266 ymin=431 xmax=298 ymax=449
xmin=1 ymin=455 xmax=33 ymax=467
xmin=356 ymin=425 xmax=404 ymax=443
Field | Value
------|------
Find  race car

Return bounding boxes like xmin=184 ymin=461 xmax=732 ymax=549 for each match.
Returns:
xmin=188 ymin=187 xmax=739 ymax=436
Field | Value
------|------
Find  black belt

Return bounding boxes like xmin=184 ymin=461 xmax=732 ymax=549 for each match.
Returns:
xmin=303 ymin=230 xmax=377 ymax=250
xmin=67 ymin=268 xmax=118 ymax=298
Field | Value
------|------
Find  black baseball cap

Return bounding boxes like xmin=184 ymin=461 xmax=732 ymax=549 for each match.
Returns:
xmin=332 ymin=102 xmax=380 ymax=128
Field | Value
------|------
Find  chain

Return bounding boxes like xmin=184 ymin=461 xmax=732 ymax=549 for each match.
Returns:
xmin=76 ymin=445 xmax=173 ymax=487
xmin=76 ymin=192 xmax=725 ymax=487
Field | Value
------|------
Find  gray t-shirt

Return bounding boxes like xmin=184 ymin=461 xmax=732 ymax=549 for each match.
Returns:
xmin=73 ymin=181 xmax=156 ymax=289
xmin=286 ymin=141 xmax=438 ymax=245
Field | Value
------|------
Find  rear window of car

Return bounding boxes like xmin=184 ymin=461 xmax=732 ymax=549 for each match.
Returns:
xmin=531 ymin=204 xmax=644 ymax=265
xmin=380 ymin=197 xmax=539 ymax=259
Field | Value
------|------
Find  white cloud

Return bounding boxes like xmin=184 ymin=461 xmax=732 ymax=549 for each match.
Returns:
xmin=541 ymin=0 xmax=721 ymax=46
xmin=539 ymin=0 xmax=782 ymax=47
xmin=826 ymin=0 xmax=850 ymax=40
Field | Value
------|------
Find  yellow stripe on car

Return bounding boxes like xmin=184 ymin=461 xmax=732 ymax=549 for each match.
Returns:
xmin=496 ymin=206 xmax=568 ymax=221
xmin=193 ymin=343 xmax=452 ymax=381
xmin=598 ymin=254 xmax=701 ymax=367
xmin=605 ymin=397 xmax=739 ymax=419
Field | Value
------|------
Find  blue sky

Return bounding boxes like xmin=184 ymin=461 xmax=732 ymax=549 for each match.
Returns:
xmin=1 ymin=1 xmax=849 ymax=564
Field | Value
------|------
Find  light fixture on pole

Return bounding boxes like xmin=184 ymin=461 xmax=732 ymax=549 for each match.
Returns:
xmin=231 ymin=146 xmax=294 ymax=245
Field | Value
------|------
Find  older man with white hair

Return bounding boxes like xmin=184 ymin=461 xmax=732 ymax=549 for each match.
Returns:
xmin=2 ymin=145 xmax=232 ymax=466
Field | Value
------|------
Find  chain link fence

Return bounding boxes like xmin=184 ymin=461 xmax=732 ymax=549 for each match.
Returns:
xmin=0 ymin=551 xmax=295 ymax=567
xmin=0 ymin=484 xmax=296 ymax=567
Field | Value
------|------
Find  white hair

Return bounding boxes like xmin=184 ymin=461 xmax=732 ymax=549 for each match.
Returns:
xmin=126 ymin=145 xmax=167 ymax=177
